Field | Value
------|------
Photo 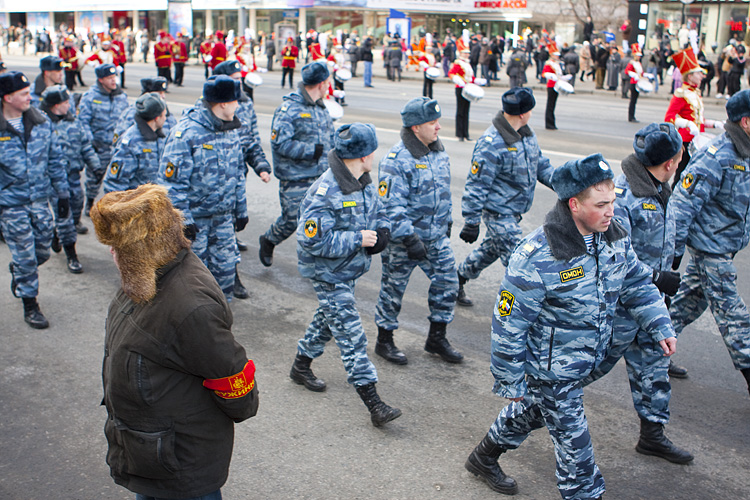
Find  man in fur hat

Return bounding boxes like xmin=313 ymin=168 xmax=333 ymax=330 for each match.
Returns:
xmin=292 ymin=123 xmax=401 ymax=427
xmin=0 ymin=71 xmax=69 ymax=328
xmin=93 ymin=183 xmax=259 ymax=500
xmin=158 ymin=76 xmax=247 ymax=302
xmin=464 ymin=153 xmax=677 ymax=499
xmin=29 ymin=55 xmax=65 ymax=109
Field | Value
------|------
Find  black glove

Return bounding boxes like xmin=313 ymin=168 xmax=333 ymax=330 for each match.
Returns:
xmin=446 ymin=222 xmax=452 ymax=238
xmin=653 ymin=270 xmax=681 ymax=296
xmin=235 ymin=216 xmax=248 ymax=232
xmin=313 ymin=144 xmax=324 ymax=161
xmin=184 ymin=223 xmax=199 ymax=242
xmin=672 ymin=254 xmax=683 ymax=270
xmin=403 ymin=233 xmax=427 ymax=260
xmin=460 ymin=223 xmax=480 ymax=243
xmin=367 ymin=227 xmax=391 ymax=255
xmin=664 ymin=296 xmax=672 ymax=309
xmin=57 ymin=198 xmax=70 ymax=219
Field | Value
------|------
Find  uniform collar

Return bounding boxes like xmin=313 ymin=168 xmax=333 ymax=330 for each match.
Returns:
xmin=492 ymin=111 xmax=532 ymax=144
xmin=134 ymin=114 xmax=165 ymax=141
xmin=543 ymin=200 xmax=627 ymax=261
xmin=400 ymin=126 xmax=443 ymax=158
xmin=621 ymin=153 xmax=671 ymax=205
xmin=328 ymin=150 xmax=372 ymax=194
xmin=725 ymin=120 xmax=750 ymax=158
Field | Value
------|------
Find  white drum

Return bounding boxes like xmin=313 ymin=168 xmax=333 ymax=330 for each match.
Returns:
xmin=636 ymin=79 xmax=654 ymax=93
xmin=425 ymin=67 xmax=440 ymax=80
xmin=334 ymin=69 xmax=352 ymax=82
xmin=244 ymin=73 xmax=263 ymax=88
xmin=473 ymin=77 xmax=488 ymax=86
xmin=323 ymin=99 xmax=344 ymax=121
xmin=690 ymin=133 xmax=714 ymax=155
xmin=554 ymin=80 xmax=575 ymax=95
xmin=462 ymin=83 xmax=485 ymax=102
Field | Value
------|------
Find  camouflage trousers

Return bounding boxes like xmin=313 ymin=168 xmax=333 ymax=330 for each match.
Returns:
xmin=375 ymin=234 xmax=458 ymax=331
xmin=297 ymin=279 xmax=378 ymax=386
xmin=263 ymin=178 xmax=317 ymax=246
xmin=85 ymin=146 xmax=111 ymax=201
xmin=50 ymin=193 xmax=77 ymax=247
xmin=458 ymin=212 xmax=522 ymax=279
xmin=192 ymin=213 xmax=239 ymax=301
xmin=68 ymin=170 xmax=85 ymax=222
xmin=670 ymin=251 xmax=750 ymax=370
xmin=0 ymin=202 xmax=54 ymax=298
xmin=583 ymin=310 xmax=671 ymax=424
xmin=489 ymin=380 xmax=605 ymax=500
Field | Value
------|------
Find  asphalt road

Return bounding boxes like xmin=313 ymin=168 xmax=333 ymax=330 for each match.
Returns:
xmin=0 ymin=55 xmax=748 ymax=500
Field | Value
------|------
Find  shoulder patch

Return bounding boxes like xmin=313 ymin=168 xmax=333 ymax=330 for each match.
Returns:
xmin=485 ymin=135 xmax=492 ymax=142
xmin=614 ymin=187 xmax=624 ymax=195
xmin=559 ymin=266 xmax=585 ymax=283
xmin=641 ymin=202 xmax=657 ymax=211
xmin=681 ymin=172 xmax=695 ymax=191
xmin=707 ymin=145 xmax=718 ymax=155
xmin=342 ymin=200 xmax=357 ymax=208
xmin=175 ymin=131 xmax=182 ymax=138
xmin=471 ymin=161 xmax=481 ymax=175
xmin=388 ymin=152 xmax=397 ymax=159
xmin=164 ymin=161 xmax=177 ymax=178
xmin=497 ymin=290 xmax=514 ymax=317
xmin=271 ymin=129 xmax=278 ymax=141
xmin=315 ymin=184 xmax=328 ymax=196
xmin=281 ymin=103 xmax=290 ymax=112
xmin=304 ymin=219 xmax=318 ymax=238
xmin=109 ymin=162 xmax=120 ymax=175
xmin=378 ymin=180 xmax=389 ymax=197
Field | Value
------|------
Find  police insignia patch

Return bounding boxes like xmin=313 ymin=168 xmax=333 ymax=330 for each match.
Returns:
xmin=642 ymin=202 xmax=657 ymax=211
xmin=378 ymin=181 xmax=388 ymax=197
xmin=560 ymin=266 xmax=585 ymax=282
xmin=110 ymin=162 xmax=119 ymax=175
xmin=300 ymin=113 xmax=311 ymax=118
xmin=165 ymin=162 xmax=176 ymax=178
xmin=507 ymin=147 xmax=517 ymax=152
xmin=143 ymin=148 xmax=152 ymax=153
xmin=271 ymin=129 xmax=277 ymax=140
xmin=733 ymin=164 xmax=746 ymax=171
xmin=614 ymin=187 xmax=624 ymax=195
xmin=415 ymin=164 xmax=427 ymax=169
xmin=343 ymin=201 xmax=357 ymax=208
xmin=315 ymin=185 xmax=328 ymax=196
xmin=202 ymin=144 xmax=213 ymax=150
xmin=497 ymin=290 xmax=514 ymax=317
xmin=304 ymin=219 xmax=318 ymax=238
xmin=471 ymin=161 xmax=480 ymax=175
xmin=388 ymin=152 xmax=397 ymax=159
xmin=175 ymin=131 xmax=182 ymax=138
xmin=681 ymin=173 xmax=694 ymax=190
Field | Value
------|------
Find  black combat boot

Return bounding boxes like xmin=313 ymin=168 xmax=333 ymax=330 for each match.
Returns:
xmin=375 ymin=326 xmax=407 ymax=365
xmin=355 ymin=383 xmax=402 ymax=427
xmin=258 ymin=235 xmax=275 ymax=267
xmin=51 ymin=230 xmax=62 ymax=253
xmin=22 ymin=297 xmax=49 ymax=329
xmin=236 ymin=237 xmax=248 ymax=251
xmin=741 ymin=368 xmax=750 ymax=397
xmin=289 ymin=354 xmax=327 ymax=392
xmin=425 ymin=321 xmax=463 ymax=363
xmin=233 ymin=265 xmax=249 ymax=299
xmin=63 ymin=244 xmax=83 ymax=274
xmin=465 ymin=433 xmax=518 ymax=494
xmin=668 ymin=360 xmax=688 ymax=379
xmin=74 ymin=215 xmax=88 ymax=235
xmin=84 ymin=198 xmax=95 ymax=217
xmin=636 ymin=418 xmax=694 ymax=464
xmin=457 ymin=273 xmax=473 ymax=307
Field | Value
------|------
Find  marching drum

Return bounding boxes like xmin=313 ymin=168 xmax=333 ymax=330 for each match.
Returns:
xmin=690 ymin=133 xmax=714 ymax=155
xmin=244 ymin=73 xmax=263 ymax=88
xmin=425 ymin=67 xmax=441 ymax=80
xmin=334 ymin=69 xmax=352 ymax=82
xmin=462 ymin=83 xmax=485 ymax=102
xmin=323 ymin=99 xmax=344 ymax=121
xmin=636 ymin=79 xmax=654 ymax=93
xmin=554 ymin=80 xmax=575 ymax=95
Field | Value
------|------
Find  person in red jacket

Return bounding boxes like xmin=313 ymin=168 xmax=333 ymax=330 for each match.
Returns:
xmin=541 ymin=43 xmax=563 ymax=130
xmin=449 ymin=48 xmax=474 ymax=141
xmin=59 ymin=35 xmax=80 ymax=89
xmin=154 ymin=31 xmax=173 ymax=82
xmin=210 ymin=31 xmax=228 ymax=70
xmin=111 ymin=30 xmax=127 ymax=89
xmin=200 ymin=34 xmax=214 ymax=79
xmin=624 ymin=44 xmax=644 ymax=123
xmin=172 ymin=33 xmax=188 ymax=86
xmin=281 ymin=38 xmax=299 ymax=88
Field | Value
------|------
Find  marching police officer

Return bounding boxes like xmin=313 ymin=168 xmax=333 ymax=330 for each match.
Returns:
xmin=103 ymin=93 xmax=166 ymax=194
xmin=259 ymin=61 xmax=335 ymax=267
xmin=76 ymin=63 xmax=128 ymax=215
xmin=113 ymin=77 xmax=176 ymax=142
xmin=291 ymin=123 xmax=401 ymax=427
xmin=374 ymin=97 xmax=463 ymax=365
xmin=465 ymin=153 xmax=676 ymax=499
xmin=40 ymin=85 xmax=98 ymax=273
xmin=0 ymin=71 xmax=69 ymax=328
xmin=158 ymin=76 xmax=247 ymax=302
xmin=457 ymin=87 xmax=555 ymax=307
xmin=30 ymin=55 xmax=65 ymax=109
xmin=669 ymin=89 xmax=750 ymax=397
xmin=582 ymin=123 xmax=693 ymax=464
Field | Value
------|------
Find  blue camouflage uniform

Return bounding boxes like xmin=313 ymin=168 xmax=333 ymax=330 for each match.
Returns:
xmin=0 ymin=106 xmax=68 ymax=298
xmin=158 ymin=101 xmax=246 ymax=301
xmin=296 ymin=152 xmax=390 ymax=386
xmin=103 ymin=118 xmax=166 ymax=194
xmin=488 ymin=201 xmax=674 ymax=500
xmin=582 ymin=154 xmax=676 ymax=424
xmin=264 ymin=86 xmax=334 ymax=245
xmin=375 ymin=128 xmax=457 ymax=330
xmin=43 ymin=108 xmax=99 ymax=246
xmin=669 ymin=129 xmax=750 ymax=372
xmin=30 ymin=76 xmax=77 ymax=113
xmin=459 ymin=112 xmax=554 ymax=280
xmin=75 ymin=82 xmax=128 ymax=200
xmin=113 ymin=104 xmax=176 ymax=144
xmin=236 ymin=91 xmax=271 ymax=177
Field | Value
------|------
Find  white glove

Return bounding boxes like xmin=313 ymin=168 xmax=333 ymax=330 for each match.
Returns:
xmin=332 ymin=90 xmax=345 ymax=98
xmin=204 ymin=55 xmax=212 ymax=63
xmin=644 ymin=73 xmax=655 ymax=80
xmin=452 ymin=75 xmax=465 ymax=87
xmin=419 ymin=61 xmax=428 ymax=69
xmin=561 ymin=74 xmax=573 ymax=81
xmin=544 ymin=73 xmax=558 ymax=82
xmin=714 ymin=120 xmax=725 ymax=130
xmin=687 ymin=121 xmax=700 ymax=137
xmin=628 ymin=71 xmax=640 ymax=80
xmin=115 ymin=66 xmax=123 ymax=75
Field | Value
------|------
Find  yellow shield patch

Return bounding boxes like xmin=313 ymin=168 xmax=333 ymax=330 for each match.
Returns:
xmin=497 ymin=290 xmax=514 ymax=317
xmin=109 ymin=162 xmax=119 ymax=175
xmin=165 ymin=162 xmax=176 ymax=178
xmin=304 ymin=219 xmax=318 ymax=238
xmin=271 ymin=129 xmax=277 ymax=140
xmin=471 ymin=161 xmax=480 ymax=175
xmin=378 ymin=181 xmax=388 ymax=197
xmin=681 ymin=173 xmax=694 ymax=190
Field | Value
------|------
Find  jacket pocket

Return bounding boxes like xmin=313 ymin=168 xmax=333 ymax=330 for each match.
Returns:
xmin=114 ymin=419 xmax=180 ymax=480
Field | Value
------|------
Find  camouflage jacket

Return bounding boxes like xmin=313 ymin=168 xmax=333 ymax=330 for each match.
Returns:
xmin=43 ymin=107 xmax=99 ymax=176
xmin=103 ymin=117 xmax=166 ymax=194
xmin=113 ymin=104 xmax=177 ymax=144
xmin=76 ymin=82 xmax=128 ymax=149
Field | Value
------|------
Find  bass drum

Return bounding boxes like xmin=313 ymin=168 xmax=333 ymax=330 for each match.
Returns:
xmin=244 ymin=73 xmax=263 ymax=88
xmin=554 ymin=80 xmax=575 ymax=95
xmin=334 ymin=69 xmax=352 ymax=82
xmin=425 ymin=67 xmax=440 ymax=80
xmin=323 ymin=99 xmax=344 ymax=121
xmin=636 ymin=79 xmax=654 ymax=93
xmin=461 ymin=83 xmax=485 ymax=102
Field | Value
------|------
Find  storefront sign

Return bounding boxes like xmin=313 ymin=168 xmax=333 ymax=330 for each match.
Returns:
xmin=474 ymin=0 xmax=527 ymax=8
xmin=168 ymin=1 xmax=193 ymax=37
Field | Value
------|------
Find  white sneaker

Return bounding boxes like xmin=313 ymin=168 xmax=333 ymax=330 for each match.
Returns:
xmin=715 ymin=93 xmax=723 ymax=98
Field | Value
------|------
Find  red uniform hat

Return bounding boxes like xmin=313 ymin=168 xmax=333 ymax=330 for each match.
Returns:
xmin=158 ymin=30 xmax=167 ymax=38
xmin=673 ymin=47 xmax=704 ymax=76
xmin=548 ymin=42 xmax=560 ymax=56
xmin=631 ymin=43 xmax=642 ymax=56
xmin=215 ymin=30 xmax=225 ymax=39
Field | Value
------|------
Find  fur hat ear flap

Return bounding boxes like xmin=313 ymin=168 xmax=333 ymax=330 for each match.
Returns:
xmin=91 ymin=184 xmax=190 ymax=303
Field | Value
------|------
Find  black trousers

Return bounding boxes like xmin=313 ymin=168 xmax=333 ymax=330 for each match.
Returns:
xmin=157 ymin=66 xmax=172 ymax=83
xmin=628 ymin=83 xmax=639 ymax=121
xmin=334 ymin=79 xmax=345 ymax=103
xmin=455 ymin=87 xmax=470 ymax=139
xmin=120 ymin=64 xmax=126 ymax=88
xmin=65 ymin=71 xmax=76 ymax=89
xmin=76 ymin=70 xmax=85 ymax=86
xmin=672 ymin=141 xmax=692 ymax=190
xmin=545 ymin=86 xmax=558 ymax=129
xmin=423 ymin=74 xmax=433 ymax=98
xmin=174 ymin=63 xmax=185 ymax=86
xmin=204 ymin=63 xmax=210 ymax=79
xmin=281 ymin=67 xmax=294 ymax=88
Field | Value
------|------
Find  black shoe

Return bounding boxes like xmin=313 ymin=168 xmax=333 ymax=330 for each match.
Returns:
xmin=233 ymin=268 xmax=249 ymax=299
xmin=258 ymin=235 xmax=274 ymax=267
xmin=84 ymin=198 xmax=94 ymax=217
xmin=63 ymin=244 xmax=83 ymax=274
xmin=425 ymin=321 xmax=463 ymax=363
xmin=22 ymin=297 xmax=49 ymax=329
xmin=636 ymin=419 xmax=694 ymax=464
xmin=465 ymin=434 xmax=519 ymax=494
xmin=668 ymin=361 xmax=688 ymax=379
xmin=457 ymin=275 xmax=473 ymax=307
xmin=375 ymin=327 xmax=408 ymax=365
xmin=51 ymin=231 xmax=62 ymax=254
xmin=236 ymin=238 xmax=248 ymax=252
xmin=629 ymin=118 xmax=639 ymax=123
xmin=356 ymin=383 xmax=402 ymax=427
xmin=9 ymin=262 xmax=18 ymax=298
xmin=459 ymin=137 xmax=465 ymax=142
xmin=75 ymin=222 xmax=89 ymax=235
xmin=741 ymin=368 xmax=750 ymax=397
xmin=290 ymin=354 xmax=327 ymax=392
xmin=546 ymin=126 xmax=558 ymax=130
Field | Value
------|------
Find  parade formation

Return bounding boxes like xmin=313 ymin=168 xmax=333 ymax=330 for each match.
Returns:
xmin=2 ymin=22 xmax=750 ymax=500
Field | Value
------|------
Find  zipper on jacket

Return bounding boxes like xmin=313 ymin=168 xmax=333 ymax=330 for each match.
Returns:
xmin=547 ymin=327 xmax=555 ymax=371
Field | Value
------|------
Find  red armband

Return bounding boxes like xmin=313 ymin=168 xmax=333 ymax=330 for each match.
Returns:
xmin=202 ymin=360 xmax=256 ymax=399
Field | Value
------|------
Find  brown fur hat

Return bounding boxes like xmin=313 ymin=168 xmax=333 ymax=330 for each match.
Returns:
xmin=91 ymin=184 xmax=190 ymax=304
